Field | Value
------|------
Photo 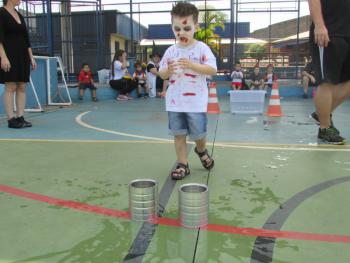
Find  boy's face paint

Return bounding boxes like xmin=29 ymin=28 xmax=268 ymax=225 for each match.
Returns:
xmin=172 ymin=15 xmax=197 ymax=46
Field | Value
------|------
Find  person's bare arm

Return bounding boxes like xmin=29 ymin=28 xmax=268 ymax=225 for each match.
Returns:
xmin=150 ymin=68 xmax=159 ymax=76
xmin=159 ymin=61 xmax=175 ymax=80
xmin=28 ymin=47 xmax=37 ymax=70
xmin=0 ymin=43 xmax=11 ymax=72
xmin=308 ymin=0 xmax=329 ymax=47
xmin=178 ymin=58 xmax=217 ymax=76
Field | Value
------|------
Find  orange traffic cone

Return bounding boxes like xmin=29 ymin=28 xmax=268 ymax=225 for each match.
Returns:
xmin=266 ymin=82 xmax=283 ymax=117
xmin=207 ymin=82 xmax=221 ymax=114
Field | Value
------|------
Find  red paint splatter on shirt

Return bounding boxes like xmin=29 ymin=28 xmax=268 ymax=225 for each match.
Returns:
xmin=183 ymin=93 xmax=196 ymax=96
xmin=184 ymin=73 xmax=197 ymax=78
xmin=201 ymin=55 xmax=208 ymax=63
xmin=170 ymin=80 xmax=176 ymax=84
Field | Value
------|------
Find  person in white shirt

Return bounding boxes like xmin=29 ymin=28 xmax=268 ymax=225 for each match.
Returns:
xmin=159 ymin=2 xmax=217 ymax=180
xmin=230 ymin=62 xmax=244 ymax=90
xmin=146 ymin=52 xmax=162 ymax=98
xmin=109 ymin=49 xmax=136 ymax=101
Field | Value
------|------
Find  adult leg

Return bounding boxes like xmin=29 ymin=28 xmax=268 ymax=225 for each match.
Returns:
xmin=302 ymin=76 xmax=309 ymax=96
xmin=314 ymin=82 xmax=333 ymax=129
xmin=3 ymin=82 xmax=16 ymax=119
xmin=16 ymin=82 xmax=32 ymax=127
xmin=330 ymin=81 xmax=350 ymax=111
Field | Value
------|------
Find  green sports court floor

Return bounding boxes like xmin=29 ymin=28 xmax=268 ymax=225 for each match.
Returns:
xmin=0 ymin=97 xmax=350 ymax=263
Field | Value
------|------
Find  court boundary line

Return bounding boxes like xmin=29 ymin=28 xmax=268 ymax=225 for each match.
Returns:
xmin=1 ymin=184 xmax=350 ymax=245
xmin=74 ymin=111 xmax=350 ymax=152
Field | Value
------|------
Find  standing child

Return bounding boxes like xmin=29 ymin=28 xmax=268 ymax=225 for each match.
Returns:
xmin=78 ymin=63 xmax=97 ymax=101
xmin=133 ymin=62 xmax=149 ymax=98
xmin=159 ymin=2 xmax=217 ymax=180
xmin=263 ymin=64 xmax=278 ymax=90
xmin=230 ymin=62 xmax=244 ymax=90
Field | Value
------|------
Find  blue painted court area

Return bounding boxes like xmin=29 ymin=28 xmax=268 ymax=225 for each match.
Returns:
xmin=0 ymin=96 xmax=349 ymax=145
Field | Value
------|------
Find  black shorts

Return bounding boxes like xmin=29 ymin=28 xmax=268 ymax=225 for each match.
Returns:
xmin=310 ymin=36 xmax=350 ymax=85
xmin=79 ymin=83 xmax=96 ymax=90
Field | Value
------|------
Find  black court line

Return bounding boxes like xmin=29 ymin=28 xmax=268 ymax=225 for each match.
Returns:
xmin=123 ymin=145 xmax=193 ymax=263
xmin=192 ymin=117 xmax=220 ymax=263
xmin=250 ymin=176 xmax=350 ymax=263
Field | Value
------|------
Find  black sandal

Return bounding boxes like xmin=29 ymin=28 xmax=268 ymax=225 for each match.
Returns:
xmin=171 ymin=163 xmax=190 ymax=180
xmin=194 ymin=147 xmax=214 ymax=170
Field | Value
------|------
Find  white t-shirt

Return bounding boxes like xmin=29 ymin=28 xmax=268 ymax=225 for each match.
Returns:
xmin=159 ymin=41 xmax=217 ymax=112
xmin=231 ymin=71 xmax=243 ymax=83
xmin=111 ymin=60 xmax=126 ymax=80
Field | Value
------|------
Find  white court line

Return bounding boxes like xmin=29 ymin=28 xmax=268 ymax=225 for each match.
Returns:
xmin=73 ymin=111 xmax=350 ymax=152
xmin=75 ymin=111 xmax=172 ymax=142
xmin=0 ymin=138 xmax=170 ymax=144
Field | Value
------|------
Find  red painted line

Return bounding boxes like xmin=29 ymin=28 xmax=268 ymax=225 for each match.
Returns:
xmin=0 ymin=184 xmax=130 ymax=220
xmin=1 ymin=184 xmax=350 ymax=244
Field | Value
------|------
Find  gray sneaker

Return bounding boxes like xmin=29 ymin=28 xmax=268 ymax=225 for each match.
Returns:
xmin=318 ymin=127 xmax=346 ymax=145
xmin=310 ymin=112 xmax=339 ymax=134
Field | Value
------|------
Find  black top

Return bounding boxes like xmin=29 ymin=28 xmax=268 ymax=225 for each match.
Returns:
xmin=303 ymin=62 xmax=314 ymax=75
xmin=0 ymin=7 xmax=31 ymax=84
xmin=146 ymin=62 xmax=158 ymax=73
xmin=250 ymin=72 xmax=263 ymax=82
xmin=311 ymin=0 xmax=350 ymax=37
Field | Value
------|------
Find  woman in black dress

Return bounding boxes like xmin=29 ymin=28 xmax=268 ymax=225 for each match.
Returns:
xmin=0 ymin=0 xmax=36 ymax=128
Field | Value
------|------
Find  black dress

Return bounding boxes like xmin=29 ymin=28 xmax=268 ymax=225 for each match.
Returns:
xmin=0 ymin=7 xmax=31 ymax=84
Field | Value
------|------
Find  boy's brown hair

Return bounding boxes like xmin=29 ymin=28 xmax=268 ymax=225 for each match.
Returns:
xmin=171 ymin=2 xmax=199 ymax=23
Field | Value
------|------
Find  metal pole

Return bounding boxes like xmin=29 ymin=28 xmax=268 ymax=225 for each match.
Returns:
xmin=268 ymin=1 xmax=271 ymax=64
xmin=47 ymin=0 xmax=54 ymax=56
xmin=129 ymin=0 xmax=134 ymax=56
xmin=229 ymin=0 xmax=234 ymax=73
xmin=295 ymin=0 xmax=301 ymax=78
xmin=234 ymin=0 xmax=238 ymax=62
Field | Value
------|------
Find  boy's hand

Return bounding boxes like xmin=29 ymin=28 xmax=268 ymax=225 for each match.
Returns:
xmin=177 ymin=58 xmax=194 ymax=70
xmin=167 ymin=60 xmax=176 ymax=75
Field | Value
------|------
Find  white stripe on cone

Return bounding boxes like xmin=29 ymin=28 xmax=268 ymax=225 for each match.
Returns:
xmin=269 ymin=99 xmax=281 ymax=105
xmin=208 ymin=97 xmax=218 ymax=103
xmin=271 ymin=89 xmax=279 ymax=96
xmin=209 ymin=88 xmax=217 ymax=95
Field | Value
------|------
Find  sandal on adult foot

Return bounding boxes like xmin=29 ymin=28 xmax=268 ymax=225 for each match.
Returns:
xmin=194 ymin=147 xmax=214 ymax=170
xmin=171 ymin=163 xmax=190 ymax=180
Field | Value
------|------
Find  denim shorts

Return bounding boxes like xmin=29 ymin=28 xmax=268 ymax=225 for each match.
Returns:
xmin=168 ymin=112 xmax=207 ymax=140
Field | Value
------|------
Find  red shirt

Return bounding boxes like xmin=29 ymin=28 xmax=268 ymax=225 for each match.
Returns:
xmin=78 ymin=70 xmax=93 ymax=84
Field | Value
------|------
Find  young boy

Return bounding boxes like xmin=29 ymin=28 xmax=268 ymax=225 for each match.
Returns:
xmin=78 ymin=63 xmax=97 ymax=101
xmin=159 ymin=2 xmax=217 ymax=180
xmin=133 ymin=62 xmax=149 ymax=98
xmin=230 ymin=62 xmax=244 ymax=90
xmin=263 ymin=64 xmax=278 ymax=90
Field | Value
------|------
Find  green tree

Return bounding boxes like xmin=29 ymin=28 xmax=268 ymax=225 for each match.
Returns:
xmin=194 ymin=5 xmax=226 ymax=55
xmin=246 ymin=44 xmax=266 ymax=62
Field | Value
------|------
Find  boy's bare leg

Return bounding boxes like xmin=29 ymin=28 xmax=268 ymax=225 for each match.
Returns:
xmin=174 ymin=135 xmax=188 ymax=164
xmin=92 ymin=89 xmax=97 ymax=98
xmin=137 ymin=85 xmax=142 ymax=96
xmin=79 ymin=88 xmax=84 ymax=98
xmin=314 ymin=83 xmax=333 ymax=128
xmin=195 ymin=137 xmax=206 ymax=153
